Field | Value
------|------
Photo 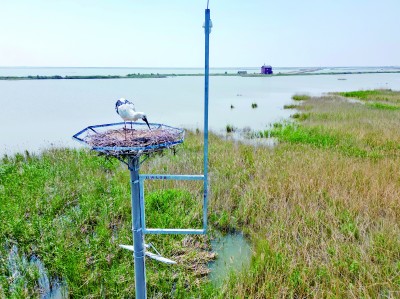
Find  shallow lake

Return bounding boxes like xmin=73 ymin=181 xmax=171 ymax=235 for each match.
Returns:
xmin=1 ymin=70 xmax=399 ymax=155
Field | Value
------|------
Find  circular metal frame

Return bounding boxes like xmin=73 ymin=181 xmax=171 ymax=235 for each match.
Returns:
xmin=73 ymin=122 xmax=185 ymax=157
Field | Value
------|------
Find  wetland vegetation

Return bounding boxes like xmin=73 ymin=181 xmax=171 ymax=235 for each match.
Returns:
xmin=1 ymin=89 xmax=399 ymax=297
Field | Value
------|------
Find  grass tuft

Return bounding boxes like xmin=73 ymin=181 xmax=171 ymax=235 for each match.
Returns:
xmin=283 ymin=104 xmax=298 ymax=109
xmin=291 ymin=112 xmax=310 ymax=120
xmin=226 ymin=124 xmax=236 ymax=133
xmin=292 ymin=94 xmax=311 ymax=101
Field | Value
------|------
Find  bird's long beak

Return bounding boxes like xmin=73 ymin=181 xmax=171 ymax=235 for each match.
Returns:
xmin=142 ymin=117 xmax=151 ymax=130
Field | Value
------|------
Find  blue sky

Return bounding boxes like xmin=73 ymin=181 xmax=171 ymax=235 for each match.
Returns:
xmin=1 ymin=0 xmax=399 ymax=67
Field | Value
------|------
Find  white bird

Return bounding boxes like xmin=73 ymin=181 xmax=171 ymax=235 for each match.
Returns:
xmin=115 ymin=98 xmax=151 ymax=131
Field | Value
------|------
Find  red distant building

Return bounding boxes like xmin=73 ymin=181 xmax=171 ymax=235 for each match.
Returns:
xmin=261 ymin=65 xmax=273 ymax=74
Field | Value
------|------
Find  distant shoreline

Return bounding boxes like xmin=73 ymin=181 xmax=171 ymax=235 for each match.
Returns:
xmin=1 ymin=71 xmax=400 ymax=80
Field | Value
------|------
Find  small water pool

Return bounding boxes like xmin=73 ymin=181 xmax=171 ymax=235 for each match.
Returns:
xmin=208 ymin=232 xmax=252 ymax=285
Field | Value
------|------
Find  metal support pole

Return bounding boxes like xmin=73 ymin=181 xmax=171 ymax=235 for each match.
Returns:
xmin=128 ymin=157 xmax=147 ymax=299
xmin=203 ymin=8 xmax=211 ymax=232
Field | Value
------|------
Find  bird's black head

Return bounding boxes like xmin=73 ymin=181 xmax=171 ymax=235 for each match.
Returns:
xmin=142 ymin=116 xmax=151 ymax=130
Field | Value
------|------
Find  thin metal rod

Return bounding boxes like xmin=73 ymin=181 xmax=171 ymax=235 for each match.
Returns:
xmin=128 ymin=157 xmax=147 ymax=299
xmin=144 ymin=228 xmax=205 ymax=235
xmin=140 ymin=174 xmax=204 ymax=180
xmin=203 ymin=8 xmax=211 ymax=232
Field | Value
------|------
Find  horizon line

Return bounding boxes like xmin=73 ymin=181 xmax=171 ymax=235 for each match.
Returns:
xmin=0 ymin=65 xmax=399 ymax=69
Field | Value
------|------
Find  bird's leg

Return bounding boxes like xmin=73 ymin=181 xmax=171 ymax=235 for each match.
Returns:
xmin=131 ymin=122 xmax=134 ymax=136
xmin=124 ymin=121 xmax=127 ymax=139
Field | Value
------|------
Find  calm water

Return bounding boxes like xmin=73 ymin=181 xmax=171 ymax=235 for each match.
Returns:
xmin=208 ymin=233 xmax=252 ymax=285
xmin=1 ymin=68 xmax=400 ymax=156
xmin=7 ymin=244 xmax=68 ymax=298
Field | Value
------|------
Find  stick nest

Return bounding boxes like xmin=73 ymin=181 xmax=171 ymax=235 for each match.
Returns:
xmin=85 ymin=127 xmax=183 ymax=154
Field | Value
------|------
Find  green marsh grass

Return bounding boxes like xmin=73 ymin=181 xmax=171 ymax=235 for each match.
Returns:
xmin=1 ymin=90 xmax=400 ymax=297
xmin=290 ymin=112 xmax=310 ymax=120
xmin=283 ymin=104 xmax=298 ymax=109
xmin=338 ymin=89 xmax=400 ymax=111
xmin=292 ymin=94 xmax=311 ymax=101
xmin=0 ymin=148 xmax=216 ymax=298
xmin=365 ymin=102 xmax=400 ymax=110
xmin=338 ymin=89 xmax=400 ymax=103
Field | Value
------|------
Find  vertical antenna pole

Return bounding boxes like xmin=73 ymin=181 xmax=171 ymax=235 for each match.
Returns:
xmin=128 ymin=157 xmax=147 ymax=299
xmin=203 ymin=8 xmax=210 ymax=232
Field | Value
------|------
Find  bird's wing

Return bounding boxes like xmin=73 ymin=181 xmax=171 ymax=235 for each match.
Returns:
xmin=124 ymin=99 xmax=135 ymax=111
xmin=116 ymin=98 xmax=136 ymax=115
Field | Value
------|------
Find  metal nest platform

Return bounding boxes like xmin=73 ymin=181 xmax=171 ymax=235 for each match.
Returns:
xmin=73 ymin=122 xmax=184 ymax=157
